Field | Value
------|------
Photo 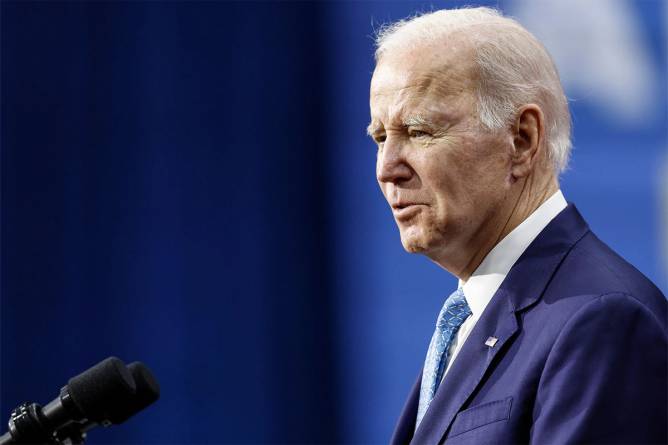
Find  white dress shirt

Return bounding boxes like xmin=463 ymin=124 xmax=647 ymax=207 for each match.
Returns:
xmin=440 ymin=190 xmax=568 ymax=379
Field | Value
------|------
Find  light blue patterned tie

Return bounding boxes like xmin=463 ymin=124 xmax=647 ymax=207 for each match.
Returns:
xmin=415 ymin=287 xmax=472 ymax=429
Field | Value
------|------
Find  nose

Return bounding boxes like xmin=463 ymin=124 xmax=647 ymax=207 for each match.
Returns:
xmin=376 ymin=137 xmax=413 ymax=184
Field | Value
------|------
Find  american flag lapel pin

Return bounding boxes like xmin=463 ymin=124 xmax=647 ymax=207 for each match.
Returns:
xmin=485 ymin=336 xmax=498 ymax=347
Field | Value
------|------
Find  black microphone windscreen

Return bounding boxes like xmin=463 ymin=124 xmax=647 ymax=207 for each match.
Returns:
xmin=109 ymin=362 xmax=160 ymax=424
xmin=67 ymin=357 xmax=136 ymax=423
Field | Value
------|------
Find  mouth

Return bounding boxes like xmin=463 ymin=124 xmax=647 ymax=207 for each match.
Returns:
xmin=391 ymin=203 xmax=425 ymax=220
xmin=392 ymin=201 xmax=423 ymax=209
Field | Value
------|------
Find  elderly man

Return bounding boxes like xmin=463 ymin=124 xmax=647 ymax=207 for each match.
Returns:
xmin=368 ymin=7 xmax=667 ymax=445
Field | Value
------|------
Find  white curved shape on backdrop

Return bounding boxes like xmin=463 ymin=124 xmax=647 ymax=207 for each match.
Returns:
xmin=509 ymin=0 xmax=660 ymax=125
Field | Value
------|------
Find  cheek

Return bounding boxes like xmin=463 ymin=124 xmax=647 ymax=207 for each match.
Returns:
xmin=458 ymin=133 xmax=511 ymax=180
xmin=424 ymin=148 xmax=471 ymax=197
xmin=428 ymin=141 xmax=509 ymax=210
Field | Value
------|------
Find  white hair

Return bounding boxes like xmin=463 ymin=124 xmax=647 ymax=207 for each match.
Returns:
xmin=374 ymin=7 xmax=572 ymax=173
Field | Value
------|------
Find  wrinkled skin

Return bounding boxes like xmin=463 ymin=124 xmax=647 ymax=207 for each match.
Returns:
xmin=369 ymin=37 xmax=557 ymax=279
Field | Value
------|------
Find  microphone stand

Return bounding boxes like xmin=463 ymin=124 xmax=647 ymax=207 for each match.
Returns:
xmin=0 ymin=403 xmax=97 ymax=445
xmin=0 ymin=402 xmax=58 ymax=444
xmin=54 ymin=421 xmax=97 ymax=445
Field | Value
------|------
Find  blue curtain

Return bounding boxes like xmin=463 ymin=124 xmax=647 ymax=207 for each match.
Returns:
xmin=2 ymin=2 xmax=339 ymax=443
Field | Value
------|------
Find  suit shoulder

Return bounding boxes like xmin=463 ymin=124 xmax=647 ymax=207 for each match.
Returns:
xmin=542 ymin=231 xmax=666 ymax=329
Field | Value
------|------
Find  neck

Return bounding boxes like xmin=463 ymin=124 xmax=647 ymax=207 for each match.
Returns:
xmin=447 ymin=172 xmax=558 ymax=281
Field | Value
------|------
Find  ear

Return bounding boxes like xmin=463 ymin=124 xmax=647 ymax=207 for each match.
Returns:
xmin=510 ymin=104 xmax=544 ymax=179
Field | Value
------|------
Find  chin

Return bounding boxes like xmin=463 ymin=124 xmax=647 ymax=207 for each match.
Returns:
xmin=399 ymin=223 xmax=448 ymax=256
xmin=402 ymin=242 xmax=425 ymax=254
xmin=399 ymin=231 xmax=430 ymax=254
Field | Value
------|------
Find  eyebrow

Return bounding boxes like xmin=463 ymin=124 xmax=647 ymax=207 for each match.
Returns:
xmin=366 ymin=121 xmax=381 ymax=137
xmin=366 ymin=114 xmax=437 ymax=137
xmin=402 ymin=114 xmax=436 ymax=128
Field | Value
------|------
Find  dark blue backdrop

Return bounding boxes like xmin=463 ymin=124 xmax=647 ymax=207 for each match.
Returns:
xmin=2 ymin=1 xmax=666 ymax=444
xmin=2 ymin=2 xmax=338 ymax=443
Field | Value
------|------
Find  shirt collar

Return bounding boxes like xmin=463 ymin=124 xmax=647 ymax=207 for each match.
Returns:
xmin=459 ymin=190 xmax=568 ymax=318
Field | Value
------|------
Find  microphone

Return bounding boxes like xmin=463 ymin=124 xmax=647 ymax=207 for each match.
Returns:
xmin=116 ymin=362 xmax=161 ymax=423
xmin=0 ymin=357 xmax=160 ymax=444
xmin=54 ymin=361 xmax=162 ymax=444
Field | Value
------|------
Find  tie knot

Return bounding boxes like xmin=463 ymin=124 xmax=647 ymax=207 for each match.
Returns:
xmin=436 ymin=288 xmax=472 ymax=329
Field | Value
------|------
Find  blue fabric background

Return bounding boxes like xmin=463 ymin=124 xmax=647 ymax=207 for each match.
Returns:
xmin=2 ymin=1 xmax=665 ymax=443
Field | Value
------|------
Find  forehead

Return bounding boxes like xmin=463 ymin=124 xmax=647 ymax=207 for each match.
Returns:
xmin=369 ymin=42 xmax=477 ymax=126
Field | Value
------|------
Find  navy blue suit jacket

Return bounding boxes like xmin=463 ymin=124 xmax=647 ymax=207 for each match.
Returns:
xmin=391 ymin=205 xmax=667 ymax=444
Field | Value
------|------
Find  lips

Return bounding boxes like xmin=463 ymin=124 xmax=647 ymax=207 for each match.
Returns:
xmin=391 ymin=203 xmax=425 ymax=219
xmin=392 ymin=201 xmax=425 ymax=209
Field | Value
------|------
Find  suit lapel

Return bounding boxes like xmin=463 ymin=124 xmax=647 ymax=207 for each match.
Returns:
xmin=409 ymin=204 xmax=590 ymax=444
xmin=411 ymin=290 xmax=519 ymax=444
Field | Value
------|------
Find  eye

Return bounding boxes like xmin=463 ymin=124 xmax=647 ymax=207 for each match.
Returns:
xmin=409 ymin=129 xmax=430 ymax=138
xmin=373 ymin=134 xmax=386 ymax=145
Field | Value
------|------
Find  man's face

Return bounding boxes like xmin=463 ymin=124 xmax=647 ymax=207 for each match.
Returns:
xmin=369 ymin=41 xmax=513 ymax=266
